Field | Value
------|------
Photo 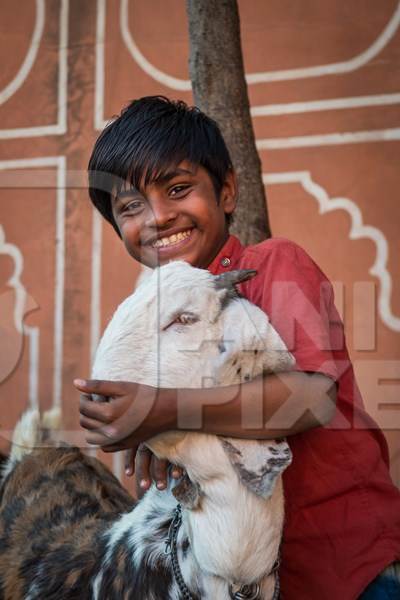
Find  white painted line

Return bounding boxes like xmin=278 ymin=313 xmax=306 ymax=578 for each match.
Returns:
xmin=58 ymin=0 xmax=69 ymax=134
xmin=0 ymin=0 xmax=69 ymax=139
xmin=120 ymin=0 xmax=191 ymax=91
xmin=0 ymin=156 xmax=61 ymax=169
xmin=90 ymin=209 xmax=103 ymax=364
xmin=257 ymin=128 xmax=400 ymax=149
xmin=263 ymin=171 xmax=400 ymax=332
xmin=0 ymin=0 xmax=45 ymax=106
xmin=0 ymin=124 xmax=64 ymax=140
xmin=25 ymin=326 xmax=40 ymax=410
xmin=119 ymin=0 xmax=400 ymax=89
xmin=53 ymin=156 xmax=66 ymax=408
xmin=247 ymin=2 xmax=400 ymax=83
xmin=251 ymin=93 xmax=400 ymax=116
xmin=95 ymin=0 xmax=106 ymax=131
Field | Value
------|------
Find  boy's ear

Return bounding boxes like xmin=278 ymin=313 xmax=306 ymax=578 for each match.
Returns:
xmin=221 ymin=169 xmax=237 ymax=215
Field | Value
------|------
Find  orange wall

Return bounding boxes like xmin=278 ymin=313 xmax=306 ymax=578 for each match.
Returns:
xmin=0 ymin=0 xmax=399 ymax=486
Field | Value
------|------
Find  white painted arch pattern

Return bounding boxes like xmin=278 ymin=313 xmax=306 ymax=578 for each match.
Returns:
xmin=263 ymin=171 xmax=400 ymax=332
xmin=119 ymin=0 xmax=400 ymax=88
xmin=0 ymin=0 xmax=68 ymax=140
xmin=0 ymin=0 xmax=45 ymax=107
xmin=95 ymin=0 xmax=400 ymax=146
xmin=0 ymin=226 xmax=40 ymax=409
xmin=0 ymin=156 xmax=67 ymax=409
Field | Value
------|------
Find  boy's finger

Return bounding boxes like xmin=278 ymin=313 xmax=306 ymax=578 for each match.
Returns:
xmin=79 ymin=395 xmax=114 ymax=423
xmin=85 ymin=426 xmax=120 ymax=446
xmin=135 ymin=444 xmax=152 ymax=491
xmin=151 ymin=457 xmax=169 ymax=490
xmin=93 ymin=410 xmax=140 ymax=445
xmin=79 ymin=394 xmax=131 ymax=424
xmin=84 ymin=432 xmax=102 ymax=446
xmin=171 ymin=465 xmax=184 ymax=479
xmin=124 ymin=448 xmax=136 ymax=476
xmin=73 ymin=378 xmax=131 ymax=397
xmin=102 ymin=442 xmax=131 ymax=452
xmin=79 ymin=415 xmax=104 ymax=431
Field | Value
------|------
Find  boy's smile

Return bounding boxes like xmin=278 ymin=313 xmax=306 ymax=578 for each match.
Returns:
xmin=111 ymin=161 xmax=236 ymax=269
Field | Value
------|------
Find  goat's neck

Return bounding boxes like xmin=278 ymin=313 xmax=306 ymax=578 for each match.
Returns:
xmin=184 ymin=474 xmax=282 ymax=590
xmin=144 ymin=433 xmax=283 ymax=598
xmin=103 ymin=479 xmax=278 ymax=599
xmin=174 ymin=479 xmax=280 ymax=600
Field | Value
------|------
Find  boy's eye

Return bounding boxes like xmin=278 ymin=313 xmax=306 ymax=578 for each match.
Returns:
xmin=169 ymin=185 xmax=191 ymax=197
xmin=121 ymin=199 xmax=144 ymax=214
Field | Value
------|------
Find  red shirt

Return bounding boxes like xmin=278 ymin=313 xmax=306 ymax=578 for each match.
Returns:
xmin=208 ymin=235 xmax=400 ymax=600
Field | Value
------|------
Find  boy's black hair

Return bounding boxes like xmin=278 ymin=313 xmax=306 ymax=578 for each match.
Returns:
xmin=88 ymin=96 xmax=234 ymax=237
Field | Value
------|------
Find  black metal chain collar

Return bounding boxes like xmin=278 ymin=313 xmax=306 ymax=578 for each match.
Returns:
xmin=164 ymin=504 xmax=281 ymax=600
xmin=165 ymin=504 xmax=198 ymax=600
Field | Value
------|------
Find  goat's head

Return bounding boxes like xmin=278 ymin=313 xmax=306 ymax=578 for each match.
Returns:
xmin=92 ymin=261 xmax=294 ymax=388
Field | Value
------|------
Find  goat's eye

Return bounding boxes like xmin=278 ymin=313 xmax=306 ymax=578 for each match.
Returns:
xmin=177 ymin=313 xmax=198 ymax=325
xmin=164 ymin=312 xmax=199 ymax=330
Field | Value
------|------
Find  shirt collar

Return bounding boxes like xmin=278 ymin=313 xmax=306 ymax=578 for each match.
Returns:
xmin=207 ymin=234 xmax=244 ymax=275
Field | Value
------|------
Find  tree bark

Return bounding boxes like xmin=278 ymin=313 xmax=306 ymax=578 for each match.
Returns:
xmin=186 ymin=0 xmax=271 ymax=243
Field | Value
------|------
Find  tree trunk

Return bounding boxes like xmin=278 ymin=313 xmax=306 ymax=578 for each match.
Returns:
xmin=186 ymin=0 xmax=271 ymax=243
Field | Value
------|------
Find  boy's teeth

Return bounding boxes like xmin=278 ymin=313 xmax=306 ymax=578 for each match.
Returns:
xmin=153 ymin=229 xmax=192 ymax=248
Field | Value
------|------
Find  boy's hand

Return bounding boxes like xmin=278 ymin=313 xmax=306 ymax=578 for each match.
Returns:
xmin=74 ymin=378 xmax=175 ymax=450
xmin=74 ymin=378 xmax=182 ymax=490
xmin=126 ymin=446 xmax=183 ymax=496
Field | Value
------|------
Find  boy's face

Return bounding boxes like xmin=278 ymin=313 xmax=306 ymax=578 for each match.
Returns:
xmin=111 ymin=161 xmax=236 ymax=269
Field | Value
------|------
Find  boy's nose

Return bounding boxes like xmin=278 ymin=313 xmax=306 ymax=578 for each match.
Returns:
xmin=145 ymin=199 xmax=178 ymax=229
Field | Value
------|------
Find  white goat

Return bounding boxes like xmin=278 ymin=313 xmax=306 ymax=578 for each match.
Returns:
xmin=0 ymin=261 xmax=294 ymax=600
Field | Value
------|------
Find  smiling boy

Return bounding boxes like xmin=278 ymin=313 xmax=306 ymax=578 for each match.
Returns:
xmin=76 ymin=96 xmax=400 ymax=598
xmin=111 ymin=160 xmax=235 ymax=269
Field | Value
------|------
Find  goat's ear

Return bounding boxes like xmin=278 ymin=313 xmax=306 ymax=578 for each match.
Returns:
xmin=214 ymin=269 xmax=257 ymax=289
xmin=220 ymin=437 xmax=292 ymax=499
xmin=172 ymin=473 xmax=202 ymax=509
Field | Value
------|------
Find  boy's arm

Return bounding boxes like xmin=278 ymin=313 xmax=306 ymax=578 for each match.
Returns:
xmin=167 ymin=369 xmax=336 ymax=439
xmin=76 ymin=369 xmax=336 ymax=446
xmin=76 ymin=369 xmax=336 ymax=489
